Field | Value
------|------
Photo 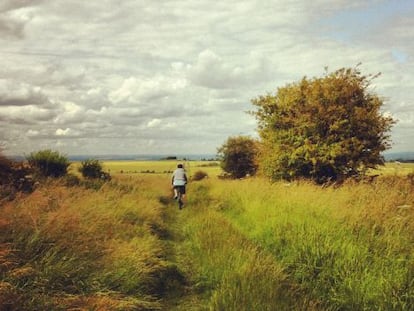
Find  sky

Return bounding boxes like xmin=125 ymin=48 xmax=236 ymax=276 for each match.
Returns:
xmin=1 ymin=0 xmax=413 ymax=156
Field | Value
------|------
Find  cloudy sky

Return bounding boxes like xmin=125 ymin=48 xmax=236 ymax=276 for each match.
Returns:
xmin=1 ymin=0 xmax=413 ymax=156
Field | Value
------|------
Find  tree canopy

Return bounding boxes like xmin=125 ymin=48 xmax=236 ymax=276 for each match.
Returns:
xmin=217 ymin=136 xmax=258 ymax=178
xmin=251 ymin=67 xmax=395 ymax=183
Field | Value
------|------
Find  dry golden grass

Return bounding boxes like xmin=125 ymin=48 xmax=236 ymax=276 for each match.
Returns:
xmin=0 ymin=175 xmax=172 ymax=310
xmin=55 ymin=293 xmax=162 ymax=311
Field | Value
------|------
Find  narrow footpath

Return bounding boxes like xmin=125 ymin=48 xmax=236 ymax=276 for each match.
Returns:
xmin=159 ymin=182 xmax=303 ymax=311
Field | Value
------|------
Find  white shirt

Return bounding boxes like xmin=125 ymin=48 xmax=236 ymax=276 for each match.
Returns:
xmin=172 ymin=168 xmax=187 ymax=186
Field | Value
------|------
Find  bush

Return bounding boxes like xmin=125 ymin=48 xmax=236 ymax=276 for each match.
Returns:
xmin=217 ymin=136 xmax=258 ymax=178
xmin=79 ymin=159 xmax=104 ymax=179
xmin=192 ymin=170 xmax=208 ymax=181
xmin=0 ymin=154 xmax=35 ymax=200
xmin=27 ymin=150 xmax=69 ymax=178
xmin=0 ymin=154 xmax=13 ymax=179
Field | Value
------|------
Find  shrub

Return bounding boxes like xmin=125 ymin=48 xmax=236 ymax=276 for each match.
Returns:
xmin=0 ymin=155 xmax=13 ymax=186
xmin=79 ymin=159 xmax=104 ymax=179
xmin=217 ymin=136 xmax=258 ymax=178
xmin=192 ymin=170 xmax=208 ymax=181
xmin=0 ymin=154 xmax=13 ymax=178
xmin=27 ymin=150 xmax=69 ymax=178
xmin=0 ymin=154 xmax=35 ymax=200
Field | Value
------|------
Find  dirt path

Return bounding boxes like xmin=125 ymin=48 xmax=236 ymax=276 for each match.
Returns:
xmin=159 ymin=187 xmax=209 ymax=311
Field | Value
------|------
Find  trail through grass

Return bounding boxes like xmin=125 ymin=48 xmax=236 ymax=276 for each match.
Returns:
xmin=162 ymin=176 xmax=414 ymax=310
xmin=162 ymin=182 xmax=315 ymax=310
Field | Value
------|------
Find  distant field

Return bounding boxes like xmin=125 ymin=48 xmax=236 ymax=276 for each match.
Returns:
xmin=69 ymin=160 xmax=222 ymax=177
xmin=371 ymin=162 xmax=414 ymax=176
xmin=69 ymin=160 xmax=413 ymax=178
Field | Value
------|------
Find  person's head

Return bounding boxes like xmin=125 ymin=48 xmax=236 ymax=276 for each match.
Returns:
xmin=177 ymin=163 xmax=183 ymax=168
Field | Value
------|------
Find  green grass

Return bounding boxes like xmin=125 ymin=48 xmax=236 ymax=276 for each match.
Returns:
xmin=210 ymin=177 xmax=414 ymax=310
xmin=166 ymin=182 xmax=306 ymax=310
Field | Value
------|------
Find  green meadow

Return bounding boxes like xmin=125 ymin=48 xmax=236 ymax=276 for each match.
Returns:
xmin=1 ymin=161 xmax=414 ymax=310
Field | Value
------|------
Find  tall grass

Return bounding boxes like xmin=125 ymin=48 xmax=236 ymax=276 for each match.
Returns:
xmin=0 ymin=176 xmax=172 ymax=310
xmin=2 ymin=161 xmax=413 ymax=310
xmin=170 ymin=182 xmax=313 ymax=310
xmin=210 ymin=176 xmax=414 ymax=310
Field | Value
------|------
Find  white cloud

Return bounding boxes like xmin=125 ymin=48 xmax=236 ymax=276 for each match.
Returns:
xmin=55 ymin=128 xmax=70 ymax=136
xmin=147 ymin=118 xmax=162 ymax=128
xmin=0 ymin=0 xmax=45 ymax=13
xmin=0 ymin=0 xmax=44 ymax=38
xmin=0 ymin=15 xmax=25 ymax=38
xmin=108 ymin=75 xmax=187 ymax=106
xmin=0 ymin=80 xmax=50 ymax=107
xmin=53 ymin=101 xmax=85 ymax=123
xmin=187 ymin=49 xmax=273 ymax=90
xmin=54 ymin=127 xmax=82 ymax=138
xmin=27 ymin=129 xmax=39 ymax=137
xmin=0 ymin=105 xmax=55 ymax=122
xmin=108 ymin=77 xmax=134 ymax=104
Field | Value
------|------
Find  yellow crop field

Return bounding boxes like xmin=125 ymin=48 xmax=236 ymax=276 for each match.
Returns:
xmin=70 ymin=160 xmax=222 ymax=178
xmin=372 ymin=162 xmax=414 ymax=176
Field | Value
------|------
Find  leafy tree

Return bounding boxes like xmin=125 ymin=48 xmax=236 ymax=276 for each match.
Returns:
xmin=251 ymin=67 xmax=395 ymax=183
xmin=217 ymin=136 xmax=258 ymax=178
xmin=27 ymin=149 xmax=70 ymax=178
